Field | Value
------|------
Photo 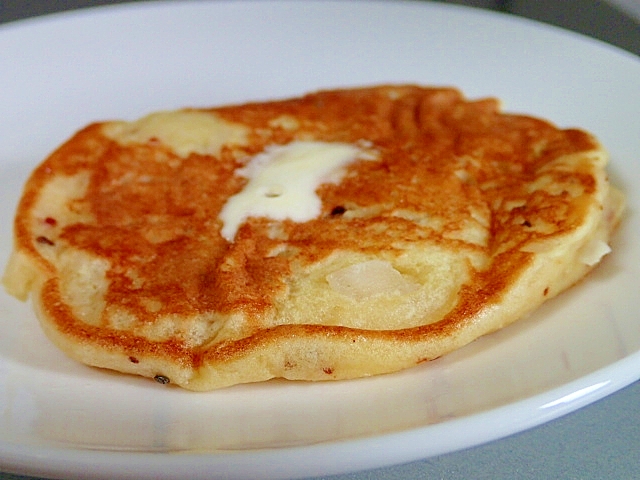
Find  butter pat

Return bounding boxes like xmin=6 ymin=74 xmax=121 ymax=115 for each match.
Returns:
xmin=220 ymin=141 xmax=372 ymax=241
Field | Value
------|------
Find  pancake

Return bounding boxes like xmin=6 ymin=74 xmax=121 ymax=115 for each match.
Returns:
xmin=2 ymin=85 xmax=624 ymax=390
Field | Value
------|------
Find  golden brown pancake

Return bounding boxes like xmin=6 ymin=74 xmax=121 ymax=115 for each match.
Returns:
xmin=2 ymin=85 xmax=624 ymax=390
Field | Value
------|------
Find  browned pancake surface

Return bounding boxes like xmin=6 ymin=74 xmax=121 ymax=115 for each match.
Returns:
xmin=4 ymin=86 xmax=622 ymax=389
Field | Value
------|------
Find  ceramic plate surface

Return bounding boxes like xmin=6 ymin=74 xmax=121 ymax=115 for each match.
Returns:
xmin=0 ymin=2 xmax=639 ymax=479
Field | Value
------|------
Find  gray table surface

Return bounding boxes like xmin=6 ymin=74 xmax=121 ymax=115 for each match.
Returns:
xmin=1 ymin=1 xmax=638 ymax=479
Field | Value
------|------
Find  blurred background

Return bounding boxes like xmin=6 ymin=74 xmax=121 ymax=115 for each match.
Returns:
xmin=1 ymin=0 xmax=639 ymax=55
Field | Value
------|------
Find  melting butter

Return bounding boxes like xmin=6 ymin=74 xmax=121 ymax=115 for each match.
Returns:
xmin=103 ymin=110 xmax=249 ymax=158
xmin=220 ymin=141 xmax=374 ymax=241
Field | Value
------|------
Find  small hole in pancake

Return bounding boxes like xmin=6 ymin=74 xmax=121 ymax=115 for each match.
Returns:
xmin=36 ymin=236 xmax=55 ymax=246
xmin=263 ymin=185 xmax=283 ymax=198
xmin=330 ymin=205 xmax=346 ymax=216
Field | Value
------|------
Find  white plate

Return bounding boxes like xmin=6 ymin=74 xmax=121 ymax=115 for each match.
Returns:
xmin=1 ymin=2 xmax=639 ymax=479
